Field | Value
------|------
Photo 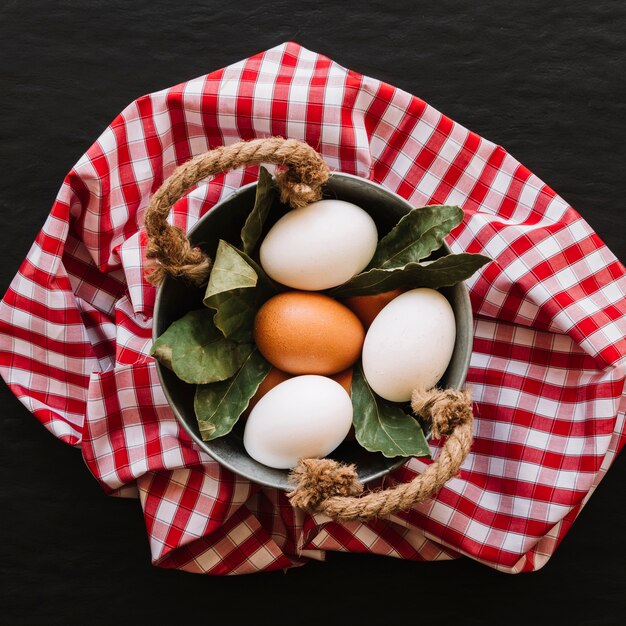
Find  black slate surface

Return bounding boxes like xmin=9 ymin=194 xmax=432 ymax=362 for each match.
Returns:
xmin=1 ymin=1 xmax=625 ymax=624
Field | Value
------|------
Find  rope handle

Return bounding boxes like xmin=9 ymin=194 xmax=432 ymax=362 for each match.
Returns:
xmin=143 ymin=137 xmax=474 ymax=519
xmin=143 ymin=137 xmax=330 ymax=286
xmin=287 ymin=386 xmax=474 ymax=521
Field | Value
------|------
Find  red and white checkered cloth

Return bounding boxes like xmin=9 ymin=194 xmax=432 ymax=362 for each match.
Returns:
xmin=2 ymin=42 xmax=625 ymax=575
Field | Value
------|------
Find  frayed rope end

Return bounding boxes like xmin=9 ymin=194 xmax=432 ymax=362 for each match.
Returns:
xmin=288 ymin=458 xmax=364 ymax=512
xmin=411 ymin=385 xmax=473 ymax=440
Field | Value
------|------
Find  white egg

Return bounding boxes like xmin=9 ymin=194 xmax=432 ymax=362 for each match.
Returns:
xmin=259 ymin=199 xmax=378 ymax=290
xmin=243 ymin=375 xmax=353 ymax=469
xmin=362 ymin=288 xmax=456 ymax=402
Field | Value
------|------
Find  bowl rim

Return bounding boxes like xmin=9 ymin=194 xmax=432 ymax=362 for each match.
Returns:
xmin=152 ymin=172 xmax=472 ymax=489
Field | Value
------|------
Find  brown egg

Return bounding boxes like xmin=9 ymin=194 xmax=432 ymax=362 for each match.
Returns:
xmin=254 ymin=291 xmax=365 ymax=375
xmin=330 ymin=367 xmax=353 ymax=396
xmin=243 ymin=367 xmax=292 ymax=417
xmin=330 ymin=368 xmax=356 ymax=440
xmin=342 ymin=288 xmax=406 ymax=329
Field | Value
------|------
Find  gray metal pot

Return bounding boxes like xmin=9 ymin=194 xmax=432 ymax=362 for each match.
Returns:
xmin=152 ymin=172 xmax=473 ymax=490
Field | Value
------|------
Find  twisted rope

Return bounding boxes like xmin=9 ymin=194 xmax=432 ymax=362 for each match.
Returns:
xmin=143 ymin=137 xmax=330 ymax=286
xmin=288 ymin=387 xmax=473 ymax=521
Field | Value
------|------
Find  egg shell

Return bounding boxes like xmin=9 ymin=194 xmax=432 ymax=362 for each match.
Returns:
xmin=259 ymin=199 xmax=378 ymax=290
xmin=330 ymin=368 xmax=356 ymax=441
xmin=243 ymin=375 xmax=353 ymax=469
xmin=362 ymin=288 xmax=456 ymax=402
xmin=242 ymin=367 xmax=292 ymax=417
xmin=342 ymin=288 xmax=406 ymax=329
xmin=254 ymin=291 xmax=365 ymax=375
xmin=330 ymin=367 xmax=353 ymax=396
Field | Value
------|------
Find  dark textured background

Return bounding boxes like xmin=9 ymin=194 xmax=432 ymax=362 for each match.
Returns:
xmin=1 ymin=1 xmax=625 ymax=624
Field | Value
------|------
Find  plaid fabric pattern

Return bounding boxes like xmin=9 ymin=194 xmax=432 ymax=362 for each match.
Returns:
xmin=1 ymin=42 xmax=625 ymax=574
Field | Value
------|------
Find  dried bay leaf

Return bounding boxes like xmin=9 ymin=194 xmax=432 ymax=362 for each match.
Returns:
xmin=351 ymin=363 xmax=431 ymax=459
xmin=195 ymin=349 xmax=272 ymax=441
xmin=151 ymin=344 xmax=173 ymax=371
xmin=204 ymin=240 xmax=277 ymax=343
xmin=205 ymin=239 xmax=258 ymax=296
xmin=240 ymin=166 xmax=276 ymax=255
xmin=205 ymin=290 xmax=259 ymax=344
xmin=150 ymin=309 xmax=254 ymax=384
xmin=367 ymin=205 xmax=464 ymax=270
xmin=329 ymin=253 xmax=491 ymax=298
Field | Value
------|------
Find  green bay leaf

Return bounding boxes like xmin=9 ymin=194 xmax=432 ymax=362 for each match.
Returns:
xmin=195 ymin=349 xmax=272 ymax=441
xmin=351 ymin=363 xmax=431 ymax=458
xmin=368 ymin=205 xmax=464 ymax=270
xmin=329 ymin=252 xmax=491 ymax=298
xmin=204 ymin=240 xmax=277 ymax=343
xmin=240 ymin=166 xmax=276 ymax=255
xmin=206 ymin=290 xmax=259 ymax=344
xmin=151 ymin=344 xmax=173 ymax=371
xmin=150 ymin=309 xmax=254 ymax=384
xmin=206 ymin=239 xmax=258 ymax=297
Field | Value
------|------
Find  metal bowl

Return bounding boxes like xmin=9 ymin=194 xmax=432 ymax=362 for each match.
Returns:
xmin=152 ymin=172 xmax=473 ymax=490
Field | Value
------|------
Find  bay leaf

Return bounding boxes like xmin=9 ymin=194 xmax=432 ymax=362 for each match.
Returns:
xmin=151 ymin=344 xmax=173 ymax=371
xmin=240 ymin=166 xmax=276 ymax=255
xmin=203 ymin=240 xmax=277 ymax=343
xmin=194 ymin=349 xmax=272 ymax=441
xmin=329 ymin=252 xmax=491 ymax=298
xmin=150 ymin=309 xmax=254 ymax=384
xmin=205 ymin=290 xmax=260 ymax=344
xmin=351 ymin=363 xmax=431 ymax=458
xmin=205 ymin=239 xmax=258 ymax=297
xmin=367 ymin=205 xmax=464 ymax=270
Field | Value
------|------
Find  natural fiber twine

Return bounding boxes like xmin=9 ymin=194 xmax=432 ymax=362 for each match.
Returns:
xmin=143 ymin=137 xmax=474 ymax=520
xmin=143 ymin=137 xmax=330 ymax=286
xmin=288 ymin=387 xmax=474 ymax=521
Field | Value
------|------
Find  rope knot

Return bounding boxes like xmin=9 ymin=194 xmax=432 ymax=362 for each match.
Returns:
xmin=274 ymin=158 xmax=330 ymax=209
xmin=288 ymin=458 xmax=363 ymax=512
xmin=274 ymin=174 xmax=320 ymax=209
xmin=411 ymin=386 xmax=473 ymax=440
xmin=145 ymin=225 xmax=212 ymax=287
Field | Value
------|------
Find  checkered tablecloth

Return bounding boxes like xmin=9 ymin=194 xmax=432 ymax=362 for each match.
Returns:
xmin=1 ymin=42 xmax=625 ymax=575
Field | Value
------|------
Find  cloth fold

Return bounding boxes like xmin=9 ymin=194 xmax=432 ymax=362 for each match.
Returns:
xmin=1 ymin=41 xmax=625 ymax=574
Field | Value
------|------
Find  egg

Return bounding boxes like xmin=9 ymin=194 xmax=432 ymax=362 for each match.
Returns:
xmin=242 ymin=367 xmax=292 ymax=417
xmin=254 ymin=291 xmax=365 ymax=375
xmin=361 ymin=288 xmax=456 ymax=402
xmin=259 ymin=199 xmax=378 ymax=290
xmin=342 ymin=288 xmax=406 ymax=329
xmin=330 ymin=368 xmax=356 ymax=440
xmin=243 ymin=375 xmax=353 ymax=469
xmin=330 ymin=367 xmax=353 ymax=396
